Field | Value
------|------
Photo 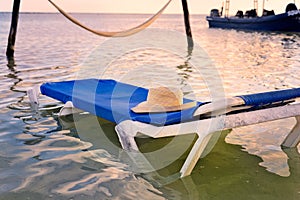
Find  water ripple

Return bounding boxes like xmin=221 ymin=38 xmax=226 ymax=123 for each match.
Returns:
xmin=0 ymin=13 xmax=300 ymax=199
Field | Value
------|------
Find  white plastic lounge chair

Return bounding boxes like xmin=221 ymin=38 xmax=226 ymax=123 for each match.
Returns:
xmin=28 ymin=79 xmax=300 ymax=177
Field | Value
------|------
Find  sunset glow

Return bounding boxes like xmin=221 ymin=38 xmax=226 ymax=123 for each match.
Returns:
xmin=0 ymin=0 xmax=298 ymax=15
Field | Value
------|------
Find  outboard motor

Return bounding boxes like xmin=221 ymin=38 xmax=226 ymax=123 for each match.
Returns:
xmin=210 ymin=9 xmax=220 ymax=17
xmin=262 ymin=9 xmax=275 ymax=16
xmin=286 ymin=3 xmax=298 ymax=12
xmin=235 ymin=10 xmax=244 ymax=18
xmin=245 ymin=9 xmax=257 ymax=18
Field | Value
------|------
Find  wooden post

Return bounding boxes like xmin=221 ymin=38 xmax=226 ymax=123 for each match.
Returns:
xmin=6 ymin=0 xmax=21 ymax=59
xmin=181 ymin=0 xmax=194 ymax=49
xmin=225 ymin=0 xmax=230 ymax=18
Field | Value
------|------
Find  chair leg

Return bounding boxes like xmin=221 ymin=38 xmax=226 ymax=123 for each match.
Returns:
xmin=27 ymin=85 xmax=40 ymax=111
xmin=115 ymin=122 xmax=139 ymax=151
xmin=282 ymin=116 xmax=300 ymax=148
xmin=180 ymin=132 xmax=214 ymax=177
xmin=59 ymin=101 xmax=84 ymax=116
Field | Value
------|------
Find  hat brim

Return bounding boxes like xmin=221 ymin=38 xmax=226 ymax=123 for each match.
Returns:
xmin=131 ymin=101 xmax=197 ymax=113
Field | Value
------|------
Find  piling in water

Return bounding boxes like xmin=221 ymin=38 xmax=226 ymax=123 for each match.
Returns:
xmin=6 ymin=0 xmax=21 ymax=59
xmin=181 ymin=0 xmax=194 ymax=49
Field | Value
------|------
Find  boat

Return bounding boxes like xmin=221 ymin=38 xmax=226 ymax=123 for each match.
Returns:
xmin=206 ymin=0 xmax=300 ymax=32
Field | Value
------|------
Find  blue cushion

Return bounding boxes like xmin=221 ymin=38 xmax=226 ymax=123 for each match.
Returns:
xmin=238 ymin=88 xmax=300 ymax=106
xmin=40 ymin=79 xmax=202 ymax=125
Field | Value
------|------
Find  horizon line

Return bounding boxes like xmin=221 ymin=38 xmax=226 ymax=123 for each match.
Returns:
xmin=0 ymin=11 xmax=207 ymax=15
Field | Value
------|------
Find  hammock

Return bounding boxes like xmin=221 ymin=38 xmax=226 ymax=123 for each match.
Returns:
xmin=48 ymin=0 xmax=172 ymax=37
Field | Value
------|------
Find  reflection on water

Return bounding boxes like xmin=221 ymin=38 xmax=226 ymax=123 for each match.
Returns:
xmin=226 ymin=118 xmax=297 ymax=177
xmin=0 ymin=13 xmax=300 ymax=199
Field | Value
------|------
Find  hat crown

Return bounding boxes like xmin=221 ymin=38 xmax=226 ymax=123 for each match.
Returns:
xmin=131 ymin=86 xmax=197 ymax=113
xmin=147 ymin=87 xmax=183 ymax=107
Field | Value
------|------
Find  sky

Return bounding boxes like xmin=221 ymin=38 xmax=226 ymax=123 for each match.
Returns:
xmin=0 ymin=0 xmax=298 ymax=15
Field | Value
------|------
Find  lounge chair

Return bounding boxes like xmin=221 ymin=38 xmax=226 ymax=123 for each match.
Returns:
xmin=28 ymin=79 xmax=300 ymax=177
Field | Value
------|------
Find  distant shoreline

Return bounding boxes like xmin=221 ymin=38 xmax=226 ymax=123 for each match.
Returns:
xmin=0 ymin=11 xmax=205 ymax=16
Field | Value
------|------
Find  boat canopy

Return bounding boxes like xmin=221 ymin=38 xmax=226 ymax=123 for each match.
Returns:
xmin=220 ymin=0 xmax=297 ymax=17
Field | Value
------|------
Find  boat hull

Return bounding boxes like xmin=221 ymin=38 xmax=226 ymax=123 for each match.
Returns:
xmin=206 ymin=11 xmax=300 ymax=32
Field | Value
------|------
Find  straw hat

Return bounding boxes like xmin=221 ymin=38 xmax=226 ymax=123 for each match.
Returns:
xmin=131 ymin=86 xmax=197 ymax=113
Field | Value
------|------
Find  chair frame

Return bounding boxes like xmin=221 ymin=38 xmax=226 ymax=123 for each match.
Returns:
xmin=115 ymin=103 xmax=300 ymax=177
xmin=28 ymin=86 xmax=300 ymax=178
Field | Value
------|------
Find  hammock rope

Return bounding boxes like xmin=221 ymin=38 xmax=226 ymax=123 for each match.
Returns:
xmin=48 ymin=0 xmax=172 ymax=37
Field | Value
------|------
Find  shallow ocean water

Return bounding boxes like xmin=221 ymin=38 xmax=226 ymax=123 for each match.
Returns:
xmin=0 ymin=12 xmax=300 ymax=199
